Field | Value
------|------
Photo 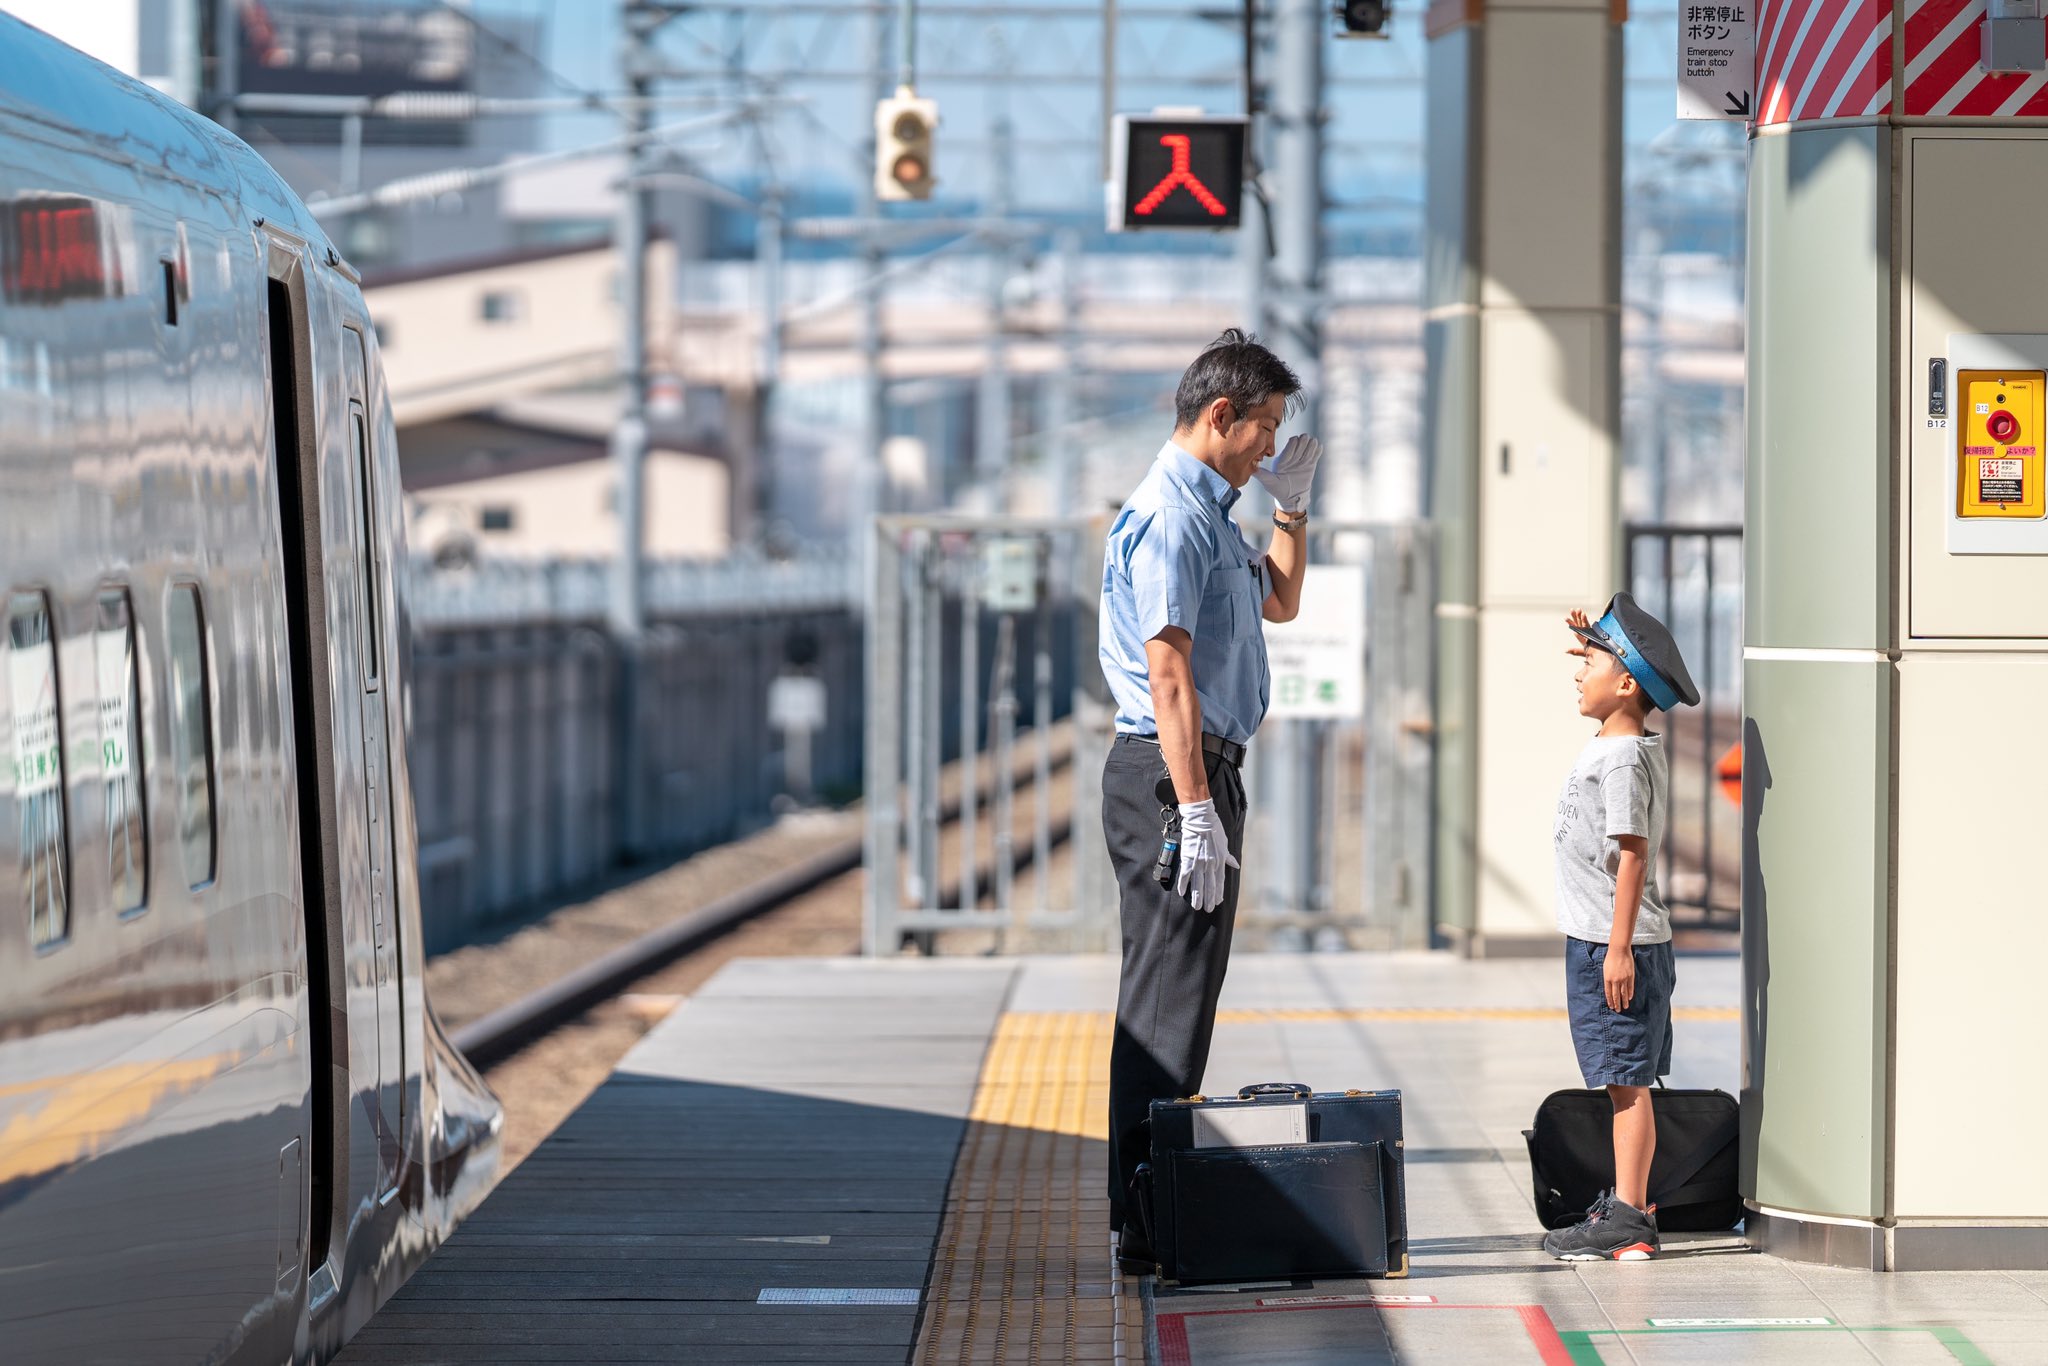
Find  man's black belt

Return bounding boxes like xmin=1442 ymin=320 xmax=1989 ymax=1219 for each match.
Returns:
xmin=1128 ymin=731 xmax=1246 ymax=769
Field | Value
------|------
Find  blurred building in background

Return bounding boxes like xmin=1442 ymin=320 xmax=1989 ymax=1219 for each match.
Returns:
xmin=0 ymin=0 xmax=1745 ymax=553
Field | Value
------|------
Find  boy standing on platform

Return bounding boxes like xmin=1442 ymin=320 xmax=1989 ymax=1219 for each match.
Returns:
xmin=1542 ymin=593 xmax=1700 ymax=1262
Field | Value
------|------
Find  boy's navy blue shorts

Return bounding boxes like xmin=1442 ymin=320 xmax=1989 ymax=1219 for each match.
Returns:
xmin=1566 ymin=937 xmax=1675 ymax=1088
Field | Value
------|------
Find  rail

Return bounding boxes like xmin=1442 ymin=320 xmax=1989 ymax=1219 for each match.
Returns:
xmin=449 ymin=734 xmax=1073 ymax=1067
xmin=405 ymin=554 xmax=865 ymax=951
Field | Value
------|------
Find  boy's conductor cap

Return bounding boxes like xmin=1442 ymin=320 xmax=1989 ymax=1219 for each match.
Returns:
xmin=1571 ymin=592 xmax=1701 ymax=711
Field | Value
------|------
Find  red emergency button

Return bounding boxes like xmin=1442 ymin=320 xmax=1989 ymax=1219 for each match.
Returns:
xmin=1989 ymin=408 xmax=2021 ymax=443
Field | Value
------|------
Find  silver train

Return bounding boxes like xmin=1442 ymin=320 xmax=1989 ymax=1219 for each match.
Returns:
xmin=0 ymin=19 xmax=502 ymax=1363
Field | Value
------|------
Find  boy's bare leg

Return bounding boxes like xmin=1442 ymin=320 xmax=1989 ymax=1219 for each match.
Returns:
xmin=1609 ymin=1085 xmax=1655 ymax=1211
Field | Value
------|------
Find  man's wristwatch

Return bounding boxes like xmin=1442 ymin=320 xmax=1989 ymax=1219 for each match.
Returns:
xmin=1273 ymin=509 xmax=1309 ymax=531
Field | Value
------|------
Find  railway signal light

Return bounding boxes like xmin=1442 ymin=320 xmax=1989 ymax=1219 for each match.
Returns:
xmin=1335 ymin=0 xmax=1392 ymax=37
xmin=1107 ymin=113 xmax=1248 ymax=233
xmin=875 ymin=88 xmax=937 ymax=202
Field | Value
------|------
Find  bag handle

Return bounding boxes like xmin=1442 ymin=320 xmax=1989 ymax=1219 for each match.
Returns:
xmin=1238 ymin=1082 xmax=1312 ymax=1100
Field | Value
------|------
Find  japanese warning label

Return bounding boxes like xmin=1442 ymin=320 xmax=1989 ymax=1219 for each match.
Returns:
xmin=1679 ymin=3 xmax=1755 ymax=121
xmin=1982 ymin=457 xmax=2026 ymax=503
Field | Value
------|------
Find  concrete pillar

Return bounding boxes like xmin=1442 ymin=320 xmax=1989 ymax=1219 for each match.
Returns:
xmin=1744 ymin=4 xmax=2048 ymax=1271
xmin=1423 ymin=0 xmax=1623 ymax=953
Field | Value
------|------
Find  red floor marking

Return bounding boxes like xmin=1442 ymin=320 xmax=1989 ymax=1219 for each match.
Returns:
xmin=1154 ymin=1299 xmax=1572 ymax=1366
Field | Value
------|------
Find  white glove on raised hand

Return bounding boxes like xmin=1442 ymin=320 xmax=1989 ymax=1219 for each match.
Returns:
xmin=1250 ymin=433 xmax=1323 ymax=515
xmin=1174 ymin=798 xmax=1240 ymax=913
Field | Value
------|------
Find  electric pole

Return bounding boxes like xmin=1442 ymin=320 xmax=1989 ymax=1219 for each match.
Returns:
xmin=209 ymin=0 xmax=238 ymax=135
xmin=612 ymin=0 xmax=658 ymax=857
xmin=757 ymin=184 xmax=786 ymax=544
xmin=1269 ymin=0 xmax=1324 ymax=426
xmin=977 ymin=111 xmax=1014 ymax=505
xmin=1261 ymin=0 xmax=1327 ymax=928
xmin=1049 ymin=227 xmax=1083 ymax=517
xmin=857 ymin=4 xmax=888 ymax=548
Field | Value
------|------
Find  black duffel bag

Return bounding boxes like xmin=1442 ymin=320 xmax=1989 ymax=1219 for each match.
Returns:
xmin=1524 ymin=1087 xmax=1742 ymax=1232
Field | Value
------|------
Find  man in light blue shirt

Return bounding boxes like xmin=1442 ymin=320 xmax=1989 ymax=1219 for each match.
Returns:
xmin=1098 ymin=329 xmax=1323 ymax=1273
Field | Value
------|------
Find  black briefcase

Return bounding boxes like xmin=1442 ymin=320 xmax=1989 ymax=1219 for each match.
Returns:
xmin=1139 ymin=1083 xmax=1407 ymax=1284
xmin=1523 ymin=1087 xmax=1742 ymax=1232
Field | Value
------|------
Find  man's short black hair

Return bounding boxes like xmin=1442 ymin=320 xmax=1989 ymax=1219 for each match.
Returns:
xmin=1172 ymin=328 xmax=1303 ymax=432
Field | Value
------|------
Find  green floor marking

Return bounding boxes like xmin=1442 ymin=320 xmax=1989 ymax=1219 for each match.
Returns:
xmin=1558 ymin=1323 xmax=1992 ymax=1365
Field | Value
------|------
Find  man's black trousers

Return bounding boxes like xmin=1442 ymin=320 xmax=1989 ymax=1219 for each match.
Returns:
xmin=1102 ymin=733 xmax=1247 ymax=1235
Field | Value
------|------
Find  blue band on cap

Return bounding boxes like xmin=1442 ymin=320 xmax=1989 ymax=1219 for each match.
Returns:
xmin=1597 ymin=607 xmax=1681 ymax=712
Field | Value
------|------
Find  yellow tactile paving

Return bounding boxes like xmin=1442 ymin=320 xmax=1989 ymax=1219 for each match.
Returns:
xmin=1213 ymin=1005 xmax=1740 ymax=1023
xmin=956 ymin=1005 xmax=1738 ymax=1030
xmin=914 ymin=1011 xmax=1140 ymax=1365
xmin=913 ymin=1002 xmax=1741 ymax=1363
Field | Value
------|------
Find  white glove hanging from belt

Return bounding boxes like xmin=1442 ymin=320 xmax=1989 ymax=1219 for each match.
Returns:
xmin=1175 ymin=798 xmax=1239 ymax=913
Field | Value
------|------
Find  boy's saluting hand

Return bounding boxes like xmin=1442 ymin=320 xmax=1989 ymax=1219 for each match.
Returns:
xmin=1565 ymin=608 xmax=1592 ymax=657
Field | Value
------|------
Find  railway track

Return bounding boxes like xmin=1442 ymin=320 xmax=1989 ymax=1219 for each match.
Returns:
xmin=430 ymin=731 xmax=1078 ymax=1175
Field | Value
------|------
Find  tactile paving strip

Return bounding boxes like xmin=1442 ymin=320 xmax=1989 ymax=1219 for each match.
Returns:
xmin=913 ymin=1004 xmax=1741 ymax=1364
xmin=913 ymin=1011 xmax=1142 ymax=1366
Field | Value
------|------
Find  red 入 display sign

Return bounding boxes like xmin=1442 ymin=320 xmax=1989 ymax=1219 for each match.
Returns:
xmin=1114 ymin=115 xmax=1247 ymax=232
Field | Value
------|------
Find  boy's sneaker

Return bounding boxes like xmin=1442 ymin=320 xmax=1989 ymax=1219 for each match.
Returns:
xmin=1542 ymin=1191 xmax=1660 ymax=1261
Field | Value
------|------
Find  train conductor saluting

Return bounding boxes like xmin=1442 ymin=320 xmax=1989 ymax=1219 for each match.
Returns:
xmin=1097 ymin=329 xmax=1322 ymax=1273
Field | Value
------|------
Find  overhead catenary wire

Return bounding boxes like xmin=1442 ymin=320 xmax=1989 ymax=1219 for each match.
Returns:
xmin=779 ymin=231 xmax=987 ymax=326
xmin=228 ymin=91 xmax=765 ymax=119
xmin=433 ymin=0 xmax=618 ymax=107
xmin=303 ymin=101 xmax=798 ymax=218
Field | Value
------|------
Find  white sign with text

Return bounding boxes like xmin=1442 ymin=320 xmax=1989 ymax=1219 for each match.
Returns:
xmin=1263 ymin=563 xmax=1366 ymax=721
xmin=1678 ymin=1 xmax=1755 ymax=121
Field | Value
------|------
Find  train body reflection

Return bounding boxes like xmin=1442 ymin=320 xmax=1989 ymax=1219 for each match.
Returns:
xmin=0 ymin=18 xmax=501 ymax=1365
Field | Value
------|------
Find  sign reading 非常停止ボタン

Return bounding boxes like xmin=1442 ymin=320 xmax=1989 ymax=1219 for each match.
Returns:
xmin=1678 ymin=2 xmax=1754 ymax=121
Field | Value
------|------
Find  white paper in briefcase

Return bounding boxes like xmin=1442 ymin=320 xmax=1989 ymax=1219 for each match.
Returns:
xmin=1191 ymin=1102 xmax=1309 ymax=1149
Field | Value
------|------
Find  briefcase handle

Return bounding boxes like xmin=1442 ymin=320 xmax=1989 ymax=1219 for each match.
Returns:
xmin=1238 ymin=1082 xmax=1313 ymax=1100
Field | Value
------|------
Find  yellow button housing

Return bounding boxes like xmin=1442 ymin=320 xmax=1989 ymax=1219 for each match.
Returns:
xmin=1958 ymin=370 xmax=2047 ymax=519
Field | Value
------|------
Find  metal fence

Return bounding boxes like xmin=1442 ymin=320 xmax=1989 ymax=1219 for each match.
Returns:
xmin=1622 ymin=523 xmax=1743 ymax=934
xmin=1242 ymin=522 xmax=1437 ymax=951
xmin=408 ymin=552 xmax=856 ymax=629
xmin=863 ymin=516 xmax=1436 ymax=954
xmin=861 ymin=517 xmax=1096 ymax=954
xmin=404 ymin=556 xmax=862 ymax=954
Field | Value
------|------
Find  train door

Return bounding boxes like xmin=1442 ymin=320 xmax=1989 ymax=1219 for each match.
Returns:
xmin=341 ymin=327 xmax=405 ymax=1200
xmin=265 ymin=264 xmax=342 ymax=1277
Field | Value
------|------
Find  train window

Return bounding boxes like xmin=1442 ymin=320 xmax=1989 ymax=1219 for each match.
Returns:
xmin=9 ymin=592 xmax=69 ymax=948
xmin=479 ymin=290 xmax=523 ymax=323
xmin=479 ymin=506 xmax=514 ymax=533
xmin=166 ymin=586 xmax=215 ymax=889
xmin=352 ymin=410 xmax=381 ymax=687
xmin=95 ymin=590 xmax=147 ymax=915
xmin=160 ymin=259 xmax=178 ymax=327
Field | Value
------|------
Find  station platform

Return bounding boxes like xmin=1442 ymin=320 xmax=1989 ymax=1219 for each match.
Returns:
xmin=337 ymin=953 xmax=2048 ymax=1365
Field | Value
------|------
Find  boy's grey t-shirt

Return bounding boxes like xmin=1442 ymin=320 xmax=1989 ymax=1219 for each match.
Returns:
xmin=1552 ymin=733 xmax=1671 ymax=944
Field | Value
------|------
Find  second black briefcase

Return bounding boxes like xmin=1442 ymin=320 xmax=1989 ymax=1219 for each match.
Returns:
xmin=1524 ymin=1087 xmax=1741 ymax=1232
xmin=1142 ymin=1083 xmax=1407 ymax=1284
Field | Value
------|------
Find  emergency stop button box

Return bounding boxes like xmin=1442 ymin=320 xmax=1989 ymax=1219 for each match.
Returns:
xmin=1957 ymin=370 xmax=2046 ymax=519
